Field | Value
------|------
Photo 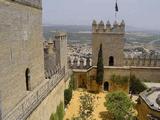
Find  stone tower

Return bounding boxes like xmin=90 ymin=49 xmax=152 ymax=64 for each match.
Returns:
xmin=92 ymin=20 xmax=125 ymax=66
xmin=55 ymin=32 xmax=68 ymax=72
xmin=0 ymin=0 xmax=44 ymax=115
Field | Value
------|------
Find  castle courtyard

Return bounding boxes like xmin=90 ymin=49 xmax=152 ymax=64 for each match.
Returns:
xmin=64 ymin=89 xmax=107 ymax=120
xmin=0 ymin=1 xmax=160 ymax=120
xmin=64 ymin=89 xmax=138 ymax=120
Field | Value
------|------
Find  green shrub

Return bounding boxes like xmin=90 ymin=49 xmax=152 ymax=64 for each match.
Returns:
xmin=104 ymin=91 xmax=133 ymax=120
xmin=64 ymin=88 xmax=72 ymax=106
xmin=57 ymin=102 xmax=64 ymax=120
xmin=69 ymin=74 xmax=76 ymax=90
xmin=50 ymin=113 xmax=58 ymax=120
xmin=79 ymin=93 xmax=94 ymax=119
xmin=64 ymin=75 xmax=74 ymax=107
xmin=111 ymin=74 xmax=129 ymax=85
xmin=50 ymin=102 xmax=64 ymax=120
xmin=50 ymin=113 xmax=54 ymax=120
xmin=130 ymin=75 xmax=147 ymax=94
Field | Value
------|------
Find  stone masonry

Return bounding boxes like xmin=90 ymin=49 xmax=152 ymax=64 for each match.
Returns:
xmin=72 ymin=20 xmax=160 ymax=93
xmin=55 ymin=32 xmax=68 ymax=71
xmin=0 ymin=0 xmax=44 ymax=115
xmin=92 ymin=20 xmax=125 ymax=66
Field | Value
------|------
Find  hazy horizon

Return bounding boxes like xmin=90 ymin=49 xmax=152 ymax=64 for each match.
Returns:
xmin=42 ymin=0 xmax=160 ymax=31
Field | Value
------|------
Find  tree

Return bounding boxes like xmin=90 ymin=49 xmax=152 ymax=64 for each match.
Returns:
xmin=130 ymin=75 xmax=147 ymax=94
xmin=96 ymin=44 xmax=104 ymax=86
xmin=64 ymin=76 xmax=74 ymax=106
xmin=64 ymin=89 xmax=72 ymax=106
xmin=104 ymin=91 xmax=134 ymax=120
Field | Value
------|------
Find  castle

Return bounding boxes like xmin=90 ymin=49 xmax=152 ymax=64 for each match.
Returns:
xmin=0 ymin=0 xmax=70 ymax=120
xmin=0 ymin=0 xmax=160 ymax=120
xmin=69 ymin=20 xmax=160 ymax=92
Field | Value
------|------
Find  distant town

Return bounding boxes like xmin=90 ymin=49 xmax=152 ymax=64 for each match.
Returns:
xmin=43 ymin=25 xmax=160 ymax=63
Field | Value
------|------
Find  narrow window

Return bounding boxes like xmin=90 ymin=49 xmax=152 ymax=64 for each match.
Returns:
xmin=25 ymin=68 xmax=31 ymax=91
xmin=109 ymin=56 xmax=114 ymax=66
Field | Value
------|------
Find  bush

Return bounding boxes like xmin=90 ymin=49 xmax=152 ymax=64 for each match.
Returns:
xmin=130 ymin=75 xmax=147 ymax=94
xmin=64 ymin=88 xmax=72 ymax=106
xmin=111 ymin=74 xmax=129 ymax=85
xmin=50 ymin=113 xmax=58 ymax=120
xmin=57 ymin=102 xmax=64 ymax=120
xmin=79 ymin=93 xmax=94 ymax=119
xmin=64 ymin=76 xmax=75 ymax=107
xmin=104 ymin=91 xmax=133 ymax=120
xmin=50 ymin=102 xmax=64 ymax=120
xmin=69 ymin=74 xmax=76 ymax=90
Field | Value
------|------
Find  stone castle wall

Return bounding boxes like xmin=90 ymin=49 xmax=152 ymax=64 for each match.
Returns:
xmin=124 ymin=57 xmax=160 ymax=67
xmin=73 ymin=66 xmax=160 ymax=92
xmin=26 ymin=76 xmax=65 ymax=120
xmin=6 ymin=0 xmax=42 ymax=9
xmin=68 ymin=57 xmax=92 ymax=69
xmin=2 ymin=68 xmax=68 ymax=120
xmin=0 ymin=0 xmax=44 ymax=114
xmin=103 ymin=67 xmax=160 ymax=83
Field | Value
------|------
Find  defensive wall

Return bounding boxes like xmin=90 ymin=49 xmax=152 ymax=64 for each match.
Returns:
xmin=2 ymin=68 xmax=71 ymax=120
xmin=124 ymin=57 xmax=160 ymax=67
xmin=73 ymin=66 xmax=160 ymax=92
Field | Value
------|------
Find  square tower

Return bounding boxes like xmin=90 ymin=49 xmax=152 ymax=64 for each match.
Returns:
xmin=0 ymin=0 xmax=44 ymax=115
xmin=55 ymin=32 xmax=68 ymax=72
xmin=92 ymin=20 xmax=125 ymax=66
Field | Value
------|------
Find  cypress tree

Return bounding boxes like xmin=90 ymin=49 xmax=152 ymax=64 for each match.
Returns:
xmin=96 ymin=44 xmax=104 ymax=85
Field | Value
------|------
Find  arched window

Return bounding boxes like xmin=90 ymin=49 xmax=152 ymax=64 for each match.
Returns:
xmin=25 ymin=68 xmax=31 ymax=91
xmin=109 ymin=56 xmax=114 ymax=66
xmin=104 ymin=82 xmax=109 ymax=91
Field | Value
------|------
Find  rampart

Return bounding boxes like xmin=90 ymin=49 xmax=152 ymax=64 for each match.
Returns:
xmin=2 ymin=67 xmax=68 ymax=120
xmin=124 ymin=57 xmax=160 ymax=67
xmin=6 ymin=0 xmax=42 ymax=9
xmin=68 ymin=57 xmax=92 ymax=69
xmin=92 ymin=20 xmax=125 ymax=33
xmin=73 ymin=66 xmax=160 ymax=88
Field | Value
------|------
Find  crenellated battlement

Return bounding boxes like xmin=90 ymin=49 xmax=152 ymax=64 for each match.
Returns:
xmin=124 ymin=55 xmax=160 ymax=67
xmin=9 ymin=0 xmax=42 ymax=9
xmin=92 ymin=20 xmax=125 ymax=33
xmin=68 ymin=57 xmax=92 ymax=69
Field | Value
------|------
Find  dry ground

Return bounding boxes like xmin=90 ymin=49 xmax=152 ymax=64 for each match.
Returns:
xmin=64 ymin=89 xmax=138 ymax=120
xmin=64 ymin=89 xmax=111 ymax=120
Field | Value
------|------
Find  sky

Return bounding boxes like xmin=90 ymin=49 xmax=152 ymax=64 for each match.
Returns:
xmin=42 ymin=0 xmax=160 ymax=30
